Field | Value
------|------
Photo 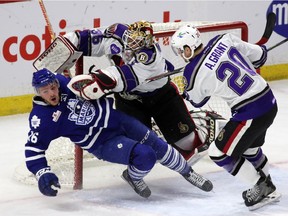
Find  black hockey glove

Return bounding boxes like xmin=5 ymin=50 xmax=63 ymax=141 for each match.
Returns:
xmin=36 ymin=167 xmax=61 ymax=197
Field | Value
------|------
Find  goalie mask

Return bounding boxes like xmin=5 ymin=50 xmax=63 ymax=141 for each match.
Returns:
xmin=32 ymin=68 xmax=59 ymax=94
xmin=122 ymin=20 xmax=154 ymax=52
xmin=171 ymin=25 xmax=202 ymax=61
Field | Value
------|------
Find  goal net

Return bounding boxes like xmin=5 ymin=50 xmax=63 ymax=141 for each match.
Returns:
xmin=13 ymin=20 xmax=248 ymax=189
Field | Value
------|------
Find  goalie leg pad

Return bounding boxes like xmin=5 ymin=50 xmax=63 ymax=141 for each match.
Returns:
xmin=175 ymin=110 xmax=228 ymax=166
xmin=191 ymin=110 xmax=227 ymax=149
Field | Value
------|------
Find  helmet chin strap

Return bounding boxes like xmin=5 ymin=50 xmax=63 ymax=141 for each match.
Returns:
xmin=182 ymin=47 xmax=194 ymax=62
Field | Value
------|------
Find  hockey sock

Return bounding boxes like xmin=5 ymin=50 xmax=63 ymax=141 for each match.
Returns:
xmin=159 ymin=145 xmax=190 ymax=175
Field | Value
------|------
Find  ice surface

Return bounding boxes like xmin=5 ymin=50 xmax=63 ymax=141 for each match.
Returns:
xmin=0 ymin=80 xmax=287 ymax=216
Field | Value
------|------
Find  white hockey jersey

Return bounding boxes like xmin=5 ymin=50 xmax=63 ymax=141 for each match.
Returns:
xmin=184 ymin=33 xmax=276 ymax=121
xmin=64 ymin=23 xmax=174 ymax=94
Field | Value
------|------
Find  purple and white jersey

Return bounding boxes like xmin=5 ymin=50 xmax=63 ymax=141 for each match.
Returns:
xmin=102 ymin=44 xmax=173 ymax=93
xmin=64 ymin=23 xmax=127 ymax=58
xmin=64 ymin=23 xmax=174 ymax=94
xmin=184 ymin=33 xmax=276 ymax=120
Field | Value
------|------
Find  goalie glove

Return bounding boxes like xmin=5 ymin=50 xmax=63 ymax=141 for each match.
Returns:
xmin=36 ymin=167 xmax=61 ymax=197
xmin=68 ymin=67 xmax=116 ymax=100
xmin=68 ymin=74 xmax=106 ymax=100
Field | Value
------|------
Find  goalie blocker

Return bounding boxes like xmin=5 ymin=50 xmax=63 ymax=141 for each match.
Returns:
xmin=33 ymin=35 xmax=83 ymax=75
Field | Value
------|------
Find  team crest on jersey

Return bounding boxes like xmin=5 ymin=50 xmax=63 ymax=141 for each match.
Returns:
xmin=67 ymin=99 xmax=96 ymax=125
xmin=136 ymin=52 xmax=149 ymax=63
xmin=217 ymin=129 xmax=225 ymax=141
xmin=178 ymin=122 xmax=189 ymax=134
xmin=31 ymin=115 xmax=41 ymax=129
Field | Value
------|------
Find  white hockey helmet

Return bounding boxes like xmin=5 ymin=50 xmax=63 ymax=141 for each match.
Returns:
xmin=171 ymin=25 xmax=202 ymax=61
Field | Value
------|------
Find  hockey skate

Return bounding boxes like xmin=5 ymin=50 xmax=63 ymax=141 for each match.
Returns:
xmin=121 ymin=169 xmax=151 ymax=198
xmin=182 ymin=167 xmax=213 ymax=192
xmin=242 ymin=172 xmax=281 ymax=211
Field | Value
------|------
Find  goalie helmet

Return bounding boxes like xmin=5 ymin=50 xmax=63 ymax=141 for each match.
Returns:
xmin=32 ymin=68 xmax=59 ymax=94
xmin=122 ymin=20 xmax=154 ymax=51
xmin=171 ymin=25 xmax=202 ymax=61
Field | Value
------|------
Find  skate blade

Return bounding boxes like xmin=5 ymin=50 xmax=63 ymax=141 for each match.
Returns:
xmin=248 ymin=191 xmax=282 ymax=211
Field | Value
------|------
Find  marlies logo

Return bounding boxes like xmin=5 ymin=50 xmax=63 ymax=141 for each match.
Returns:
xmin=31 ymin=115 xmax=41 ymax=129
xmin=67 ymin=99 xmax=96 ymax=125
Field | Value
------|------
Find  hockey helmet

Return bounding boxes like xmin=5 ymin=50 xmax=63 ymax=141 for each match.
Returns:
xmin=122 ymin=20 xmax=154 ymax=51
xmin=171 ymin=25 xmax=202 ymax=61
xmin=32 ymin=68 xmax=59 ymax=93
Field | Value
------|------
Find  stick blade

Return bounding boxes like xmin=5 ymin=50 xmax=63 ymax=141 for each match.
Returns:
xmin=256 ymin=12 xmax=276 ymax=45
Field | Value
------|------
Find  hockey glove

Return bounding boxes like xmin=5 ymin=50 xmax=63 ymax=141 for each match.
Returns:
xmin=68 ymin=74 xmax=106 ymax=100
xmin=68 ymin=66 xmax=116 ymax=100
xmin=36 ymin=167 xmax=61 ymax=197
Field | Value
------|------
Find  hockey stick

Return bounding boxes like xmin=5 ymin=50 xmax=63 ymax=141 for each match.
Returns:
xmin=267 ymin=38 xmax=288 ymax=52
xmin=38 ymin=0 xmax=55 ymax=41
xmin=145 ymin=67 xmax=184 ymax=82
xmin=145 ymin=12 xmax=277 ymax=83
xmin=255 ymin=12 xmax=276 ymax=45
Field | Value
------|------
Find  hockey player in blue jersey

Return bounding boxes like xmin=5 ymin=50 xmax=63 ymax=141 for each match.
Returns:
xmin=25 ymin=68 xmax=213 ymax=198
xmin=170 ymin=25 xmax=280 ymax=210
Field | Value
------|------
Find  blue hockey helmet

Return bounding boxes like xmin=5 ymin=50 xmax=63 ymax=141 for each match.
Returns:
xmin=32 ymin=68 xmax=59 ymax=93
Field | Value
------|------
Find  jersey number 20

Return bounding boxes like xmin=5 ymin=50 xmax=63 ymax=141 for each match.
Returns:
xmin=216 ymin=47 xmax=257 ymax=96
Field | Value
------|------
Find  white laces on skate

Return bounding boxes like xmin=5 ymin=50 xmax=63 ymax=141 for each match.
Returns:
xmin=246 ymin=185 xmax=261 ymax=202
xmin=134 ymin=179 xmax=148 ymax=191
xmin=182 ymin=169 xmax=213 ymax=192
xmin=189 ymin=171 xmax=206 ymax=186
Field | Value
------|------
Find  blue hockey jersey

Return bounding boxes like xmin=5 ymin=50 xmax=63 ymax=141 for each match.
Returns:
xmin=25 ymin=74 xmax=124 ymax=175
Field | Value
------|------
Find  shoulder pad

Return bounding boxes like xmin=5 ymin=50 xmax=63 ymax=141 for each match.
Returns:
xmin=104 ymin=23 xmax=128 ymax=39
